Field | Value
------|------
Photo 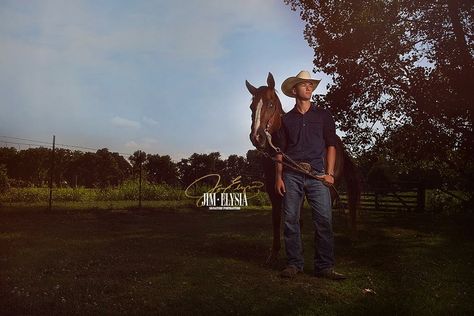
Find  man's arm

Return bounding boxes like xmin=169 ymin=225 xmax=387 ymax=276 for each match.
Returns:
xmin=324 ymin=146 xmax=336 ymax=185
xmin=275 ymin=153 xmax=285 ymax=196
xmin=323 ymin=109 xmax=337 ymax=185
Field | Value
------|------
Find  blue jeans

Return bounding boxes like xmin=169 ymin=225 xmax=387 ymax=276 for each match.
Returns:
xmin=282 ymin=170 xmax=334 ymax=273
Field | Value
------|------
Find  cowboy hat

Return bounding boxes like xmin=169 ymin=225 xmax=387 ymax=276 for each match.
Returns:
xmin=281 ymin=70 xmax=320 ymax=97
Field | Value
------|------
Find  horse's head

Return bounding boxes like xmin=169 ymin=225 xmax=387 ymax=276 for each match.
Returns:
xmin=245 ymin=72 xmax=283 ymax=151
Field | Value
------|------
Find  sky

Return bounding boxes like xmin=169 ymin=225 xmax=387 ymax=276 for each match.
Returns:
xmin=0 ymin=0 xmax=330 ymax=161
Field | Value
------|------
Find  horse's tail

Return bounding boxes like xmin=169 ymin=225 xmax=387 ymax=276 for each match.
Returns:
xmin=342 ymin=150 xmax=362 ymax=233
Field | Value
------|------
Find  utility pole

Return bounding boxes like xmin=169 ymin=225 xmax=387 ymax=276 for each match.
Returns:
xmin=48 ymin=135 xmax=55 ymax=211
xmin=138 ymin=150 xmax=142 ymax=209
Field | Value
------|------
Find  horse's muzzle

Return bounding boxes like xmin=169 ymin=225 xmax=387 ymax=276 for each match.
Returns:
xmin=250 ymin=129 xmax=267 ymax=149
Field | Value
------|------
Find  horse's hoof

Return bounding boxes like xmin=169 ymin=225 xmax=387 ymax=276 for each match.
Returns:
xmin=265 ymin=251 xmax=279 ymax=266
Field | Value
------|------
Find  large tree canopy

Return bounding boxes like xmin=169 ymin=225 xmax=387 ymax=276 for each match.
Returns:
xmin=145 ymin=154 xmax=179 ymax=185
xmin=285 ymin=0 xmax=473 ymax=182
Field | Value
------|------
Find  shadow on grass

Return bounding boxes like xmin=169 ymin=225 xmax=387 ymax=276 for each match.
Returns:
xmin=0 ymin=206 xmax=473 ymax=315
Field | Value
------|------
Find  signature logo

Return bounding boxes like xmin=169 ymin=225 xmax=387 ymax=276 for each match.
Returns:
xmin=184 ymin=174 xmax=264 ymax=208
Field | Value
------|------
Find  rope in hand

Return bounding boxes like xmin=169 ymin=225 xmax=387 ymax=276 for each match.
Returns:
xmin=258 ymin=129 xmax=340 ymax=202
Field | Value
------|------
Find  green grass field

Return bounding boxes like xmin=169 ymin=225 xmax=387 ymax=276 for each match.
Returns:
xmin=1 ymin=205 xmax=473 ymax=315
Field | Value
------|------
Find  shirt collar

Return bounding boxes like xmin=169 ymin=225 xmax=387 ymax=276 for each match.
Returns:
xmin=290 ymin=102 xmax=317 ymax=115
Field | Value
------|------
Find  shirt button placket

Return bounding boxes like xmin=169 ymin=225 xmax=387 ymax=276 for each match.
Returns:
xmin=302 ymin=115 xmax=306 ymax=157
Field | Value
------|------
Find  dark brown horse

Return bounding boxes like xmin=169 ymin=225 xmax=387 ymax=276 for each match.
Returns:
xmin=245 ymin=72 xmax=361 ymax=264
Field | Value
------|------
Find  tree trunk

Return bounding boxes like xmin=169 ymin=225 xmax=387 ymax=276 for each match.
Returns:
xmin=447 ymin=0 xmax=473 ymax=70
xmin=447 ymin=0 xmax=474 ymax=113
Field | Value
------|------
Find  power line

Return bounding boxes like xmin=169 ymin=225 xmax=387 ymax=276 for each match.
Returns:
xmin=1 ymin=140 xmax=51 ymax=148
xmin=0 ymin=135 xmax=134 ymax=157
xmin=0 ymin=135 xmax=52 ymax=146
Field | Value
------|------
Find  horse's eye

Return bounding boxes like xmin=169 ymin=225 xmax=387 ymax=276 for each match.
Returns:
xmin=268 ymin=102 xmax=273 ymax=108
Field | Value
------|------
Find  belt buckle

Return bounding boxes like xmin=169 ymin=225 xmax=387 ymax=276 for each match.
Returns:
xmin=299 ymin=162 xmax=311 ymax=173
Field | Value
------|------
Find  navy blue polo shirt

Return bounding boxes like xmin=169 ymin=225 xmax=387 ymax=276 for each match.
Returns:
xmin=274 ymin=104 xmax=338 ymax=173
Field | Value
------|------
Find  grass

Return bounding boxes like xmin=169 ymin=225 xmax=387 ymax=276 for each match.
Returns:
xmin=0 ymin=205 xmax=473 ymax=315
xmin=0 ymin=182 xmax=186 ymax=203
xmin=0 ymin=184 xmax=272 ymax=207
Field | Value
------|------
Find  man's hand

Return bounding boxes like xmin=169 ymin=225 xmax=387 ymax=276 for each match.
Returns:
xmin=315 ymin=174 xmax=335 ymax=186
xmin=323 ymin=174 xmax=335 ymax=186
xmin=275 ymin=178 xmax=286 ymax=196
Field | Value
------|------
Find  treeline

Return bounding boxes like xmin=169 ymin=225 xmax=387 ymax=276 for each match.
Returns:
xmin=0 ymin=144 xmax=471 ymax=195
xmin=0 ymin=147 xmax=264 ymax=189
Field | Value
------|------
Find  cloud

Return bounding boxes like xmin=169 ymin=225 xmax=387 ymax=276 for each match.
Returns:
xmin=142 ymin=116 xmax=158 ymax=126
xmin=0 ymin=0 xmax=287 ymax=66
xmin=125 ymin=141 xmax=139 ymax=148
xmin=0 ymin=0 xmax=288 ymax=118
xmin=0 ymin=0 xmax=309 ymax=159
xmin=125 ymin=137 xmax=158 ymax=150
xmin=111 ymin=116 xmax=140 ymax=129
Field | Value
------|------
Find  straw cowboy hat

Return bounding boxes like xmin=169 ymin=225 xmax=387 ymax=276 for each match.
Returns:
xmin=281 ymin=70 xmax=320 ymax=97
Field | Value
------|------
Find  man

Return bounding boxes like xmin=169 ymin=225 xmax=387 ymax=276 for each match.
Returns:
xmin=275 ymin=70 xmax=346 ymax=280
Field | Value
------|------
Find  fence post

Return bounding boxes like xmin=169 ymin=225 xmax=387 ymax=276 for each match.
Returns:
xmin=48 ymin=135 xmax=55 ymax=211
xmin=374 ymin=191 xmax=379 ymax=212
xmin=417 ymin=183 xmax=425 ymax=212
xmin=138 ymin=150 xmax=143 ymax=209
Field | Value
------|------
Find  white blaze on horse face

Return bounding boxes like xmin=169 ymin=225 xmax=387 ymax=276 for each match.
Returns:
xmin=252 ymin=98 xmax=263 ymax=138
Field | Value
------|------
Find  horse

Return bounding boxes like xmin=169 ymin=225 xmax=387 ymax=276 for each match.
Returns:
xmin=245 ymin=72 xmax=361 ymax=264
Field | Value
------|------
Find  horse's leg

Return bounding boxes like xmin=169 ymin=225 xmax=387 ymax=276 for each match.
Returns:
xmin=266 ymin=189 xmax=282 ymax=265
xmin=342 ymin=150 xmax=361 ymax=240
xmin=334 ymin=138 xmax=361 ymax=240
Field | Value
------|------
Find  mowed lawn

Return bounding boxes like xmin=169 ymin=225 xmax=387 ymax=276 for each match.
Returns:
xmin=0 ymin=205 xmax=473 ymax=315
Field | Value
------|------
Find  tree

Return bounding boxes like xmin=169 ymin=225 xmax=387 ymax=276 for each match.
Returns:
xmin=14 ymin=147 xmax=50 ymax=186
xmin=111 ymin=152 xmax=132 ymax=183
xmin=95 ymin=148 xmax=125 ymax=187
xmin=52 ymin=148 xmax=74 ymax=187
xmin=0 ymin=146 xmax=133 ymax=188
xmin=69 ymin=151 xmax=99 ymax=187
xmin=129 ymin=150 xmax=147 ymax=179
xmin=177 ymin=152 xmax=225 ymax=187
xmin=367 ymin=156 xmax=397 ymax=188
xmin=177 ymin=158 xmax=192 ymax=186
xmin=361 ymin=124 xmax=471 ymax=189
xmin=285 ymin=0 xmax=473 ymax=187
xmin=244 ymin=149 xmax=265 ymax=184
xmin=145 ymin=154 xmax=179 ymax=185
xmin=60 ymin=149 xmax=131 ymax=188
xmin=0 ymin=147 xmax=17 ymax=178
xmin=0 ymin=164 xmax=9 ymax=193
xmin=222 ymin=154 xmax=247 ymax=184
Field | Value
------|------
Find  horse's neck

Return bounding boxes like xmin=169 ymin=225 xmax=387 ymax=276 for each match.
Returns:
xmin=269 ymin=104 xmax=284 ymax=134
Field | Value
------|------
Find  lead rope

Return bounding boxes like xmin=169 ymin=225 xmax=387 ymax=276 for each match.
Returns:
xmin=261 ymin=129 xmax=340 ymax=202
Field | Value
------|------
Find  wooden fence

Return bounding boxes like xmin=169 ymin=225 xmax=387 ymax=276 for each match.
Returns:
xmin=338 ymin=181 xmax=426 ymax=212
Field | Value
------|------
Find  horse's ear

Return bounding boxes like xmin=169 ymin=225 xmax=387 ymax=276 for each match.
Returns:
xmin=267 ymin=72 xmax=275 ymax=89
xmin=246 ymin=80 xmax=257 ymax=95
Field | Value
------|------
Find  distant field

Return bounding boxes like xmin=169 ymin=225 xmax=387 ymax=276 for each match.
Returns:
xmin=1 ymin=185 xmax=467 ymax=215
xmin=0 ymin=184 xmax=272 ymax=208
xmin=0 ymin=184 xmax=186 ymax=202
xmin=0 ymin=205 xmax=473 ymax=315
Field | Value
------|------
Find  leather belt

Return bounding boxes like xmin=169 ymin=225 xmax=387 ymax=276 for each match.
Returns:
xmin=298 ymin=162 xmax=312 ymax=173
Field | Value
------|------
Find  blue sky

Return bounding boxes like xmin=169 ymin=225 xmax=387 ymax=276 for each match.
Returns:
xmin=0 ymin=0 xmax=330 ymax=161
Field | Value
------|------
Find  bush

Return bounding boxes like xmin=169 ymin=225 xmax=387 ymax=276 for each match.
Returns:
xmin=1 ymin=187 xmax=49 ymax=203
xmin=94 ymin=180 xmax=185 ymax=201
xmin=426 ymin=189 xmax=466 ymax=214
xmin=54 ymin=187 xmax=96 ymax=201
xmin=247 ymin=191 xmax=270 ymax=207
xmin=0 ymin=180 xmax=187 ymax=203
xmin=0 ymin=165 xmax=9 ymax=194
